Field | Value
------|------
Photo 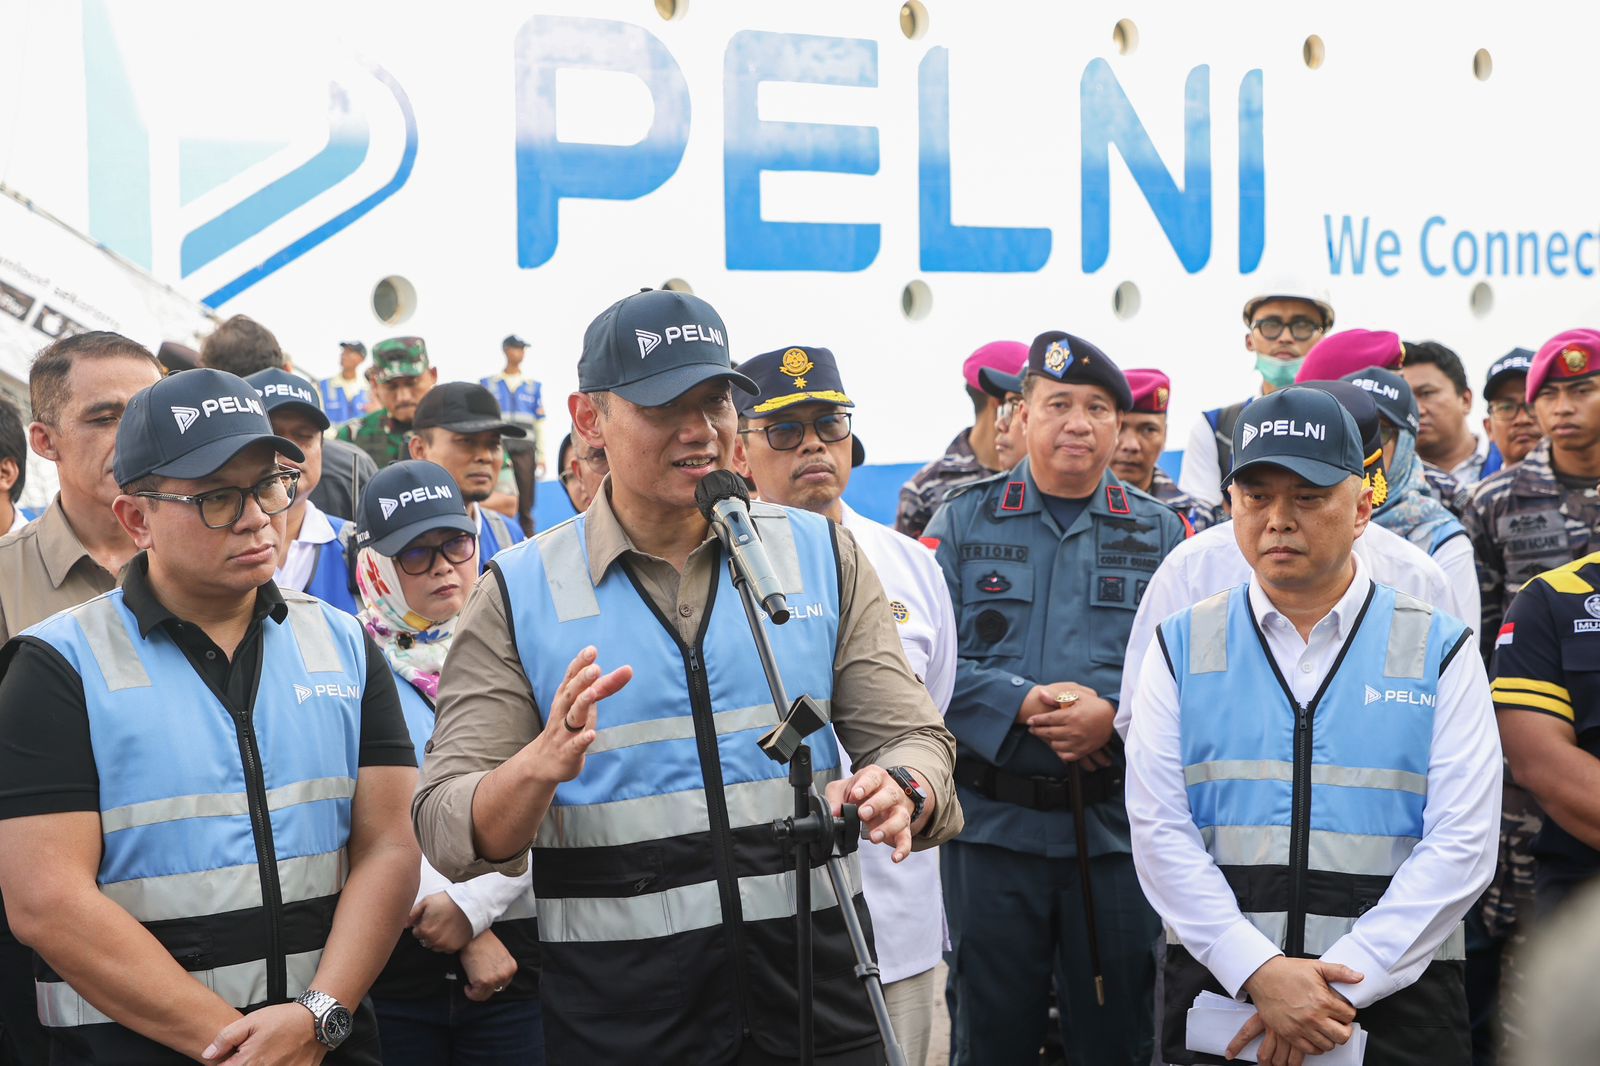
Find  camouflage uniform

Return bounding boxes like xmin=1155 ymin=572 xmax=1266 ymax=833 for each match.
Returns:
xmin=1147 ymin=467 xmax=1213 ymax=533
xmin=334 ymin=336 xmax=431 ymax=469
xmin=335 ymin=411 xmax=411 ymax=469
xmin=1423 ymin=463 xmax=1470 ymax=518
xmin=1461 ymin=436 xmax=1600 ymax=1056
xmin=895 ymin=428 xmax=996 ymax=538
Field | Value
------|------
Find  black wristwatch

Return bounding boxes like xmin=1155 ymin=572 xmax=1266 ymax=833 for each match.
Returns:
xmin=296 ymin=989 xmax=353 ymax=1050
xmin=885 ymin=766 xmax=927 ymax=824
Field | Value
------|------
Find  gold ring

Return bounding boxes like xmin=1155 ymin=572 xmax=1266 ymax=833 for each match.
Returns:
xmin=1055 ymin=692 xmax=1080 ymax=705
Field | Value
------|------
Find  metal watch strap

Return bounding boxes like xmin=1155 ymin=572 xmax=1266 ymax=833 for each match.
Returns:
xmin=886 ymin=765 xmax=926 ymax=823
xmin=296 ymin=989 xmax=344 ymax=1048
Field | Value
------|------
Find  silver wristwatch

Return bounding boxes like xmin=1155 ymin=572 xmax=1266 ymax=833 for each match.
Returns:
xmin=296 ymin=988 xmax=353 ymax=1050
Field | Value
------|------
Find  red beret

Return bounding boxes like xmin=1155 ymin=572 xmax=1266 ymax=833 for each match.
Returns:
xmin=1295 ymin=329 xmax=1404 ymax=384
xmin=963 ymin=341 xmax=1029 ymax=391
xmin=1527 ymin=328 xmax=1600 ymax=401
xmin=1125 ymin=368 xmax=1171 ymax=413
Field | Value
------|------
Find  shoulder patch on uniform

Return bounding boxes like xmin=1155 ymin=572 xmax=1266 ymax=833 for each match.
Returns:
xmin=1105 ymin=484 xmax=1130 ymax=515
xmin=1000 ymin=481 xmax=1026 ymax=511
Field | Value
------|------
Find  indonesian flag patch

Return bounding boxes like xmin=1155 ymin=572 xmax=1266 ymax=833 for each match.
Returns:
xmin=1496 ymin=623 xmax=1515 ymax=648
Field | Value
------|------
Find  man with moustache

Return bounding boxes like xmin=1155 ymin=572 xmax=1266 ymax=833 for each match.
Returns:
xmin=0 ymin=331 xmax=163 ymax=1062
xmin=1113 ymin=368 xmax=1205 ymax=530
xmin=734 ymin=345 xmax=958 ymax=1066
xmin=408 ymin=382 xmax=526 ymax=570
xmin=0 ymin=369 xmax=420 ymax=1063
xmin=337 ymin=337 xmax=438 ymax=468
xmin=413 ymin=288 xmax=962 ymax=1065
xmin=925 ymin=331 xmax=1188 ymax=1064
xmin=1126 ymin=386 xmax=1498 ymax=1066
xmin=1478 ymin=349 xmax=1542 ymax=482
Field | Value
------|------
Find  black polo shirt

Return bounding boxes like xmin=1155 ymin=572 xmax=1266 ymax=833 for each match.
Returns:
xmin=1491 ymin=551 xmax=1600 ymax=899
xmin=0 ymin=554 xmax=413 ymax=821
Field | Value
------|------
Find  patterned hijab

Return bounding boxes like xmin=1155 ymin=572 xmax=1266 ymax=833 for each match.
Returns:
xmin=1372 ymin=427 xmax=1460 ymax=553
xmin=355 ymin=545 xmax=459 ymax=701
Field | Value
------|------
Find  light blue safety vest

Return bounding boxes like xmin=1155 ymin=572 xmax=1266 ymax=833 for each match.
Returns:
xmin=481 ymin=374 xmax=543 ymax=424
xmin=1158 ymin=581 xmax=1469 ymax=962
xmin=305 ymin=515 xmax=358 ymax=616
xmin=492 ymin=502 xmax=871 ymax=1060
xmin=477 ymin=505 xmax=523 ymax=573
xmin=23 ymin=587 xmax=367 ymax=1041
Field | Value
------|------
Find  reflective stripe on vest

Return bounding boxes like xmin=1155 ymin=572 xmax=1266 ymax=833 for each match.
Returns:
xmin=498 ymin=503 xmax=843 ymax=945
xmin=1159 ymin=581 xmax=1468 ymax=956
xmin=24 ymin=588 xmax=367 ymax=1016
xmin=37 ymin=949 xmax=325 ymax=1028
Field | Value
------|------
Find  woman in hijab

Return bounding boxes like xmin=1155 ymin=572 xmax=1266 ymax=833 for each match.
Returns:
xmin=1338 ymin=368 xmax=1479 ymax=627
xmin=356 ymin=460 xmax=543 ymax=1065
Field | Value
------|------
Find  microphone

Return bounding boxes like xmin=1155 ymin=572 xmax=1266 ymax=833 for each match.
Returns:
xmin=695 ymin=470 xmax=791 ymax=624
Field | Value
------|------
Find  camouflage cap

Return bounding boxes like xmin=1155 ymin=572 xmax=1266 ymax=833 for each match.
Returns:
xmin=371 ymin=337 xmax=430 ymax=383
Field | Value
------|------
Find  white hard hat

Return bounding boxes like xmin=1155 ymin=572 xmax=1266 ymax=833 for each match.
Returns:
xmin=1242 ymin=284 xmax=1335 ymax=330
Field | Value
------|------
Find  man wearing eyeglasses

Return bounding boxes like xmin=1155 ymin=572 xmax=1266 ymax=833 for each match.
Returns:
xmin=1177 ymin=288 xmax=1334 ymax=518
xmin=555 ymin=432 xmax=608 ymax=514
xmin=0 ymin=369 xmax=421 ymax=1063
xmin=733 ymin=346 xmax=958 ymax=1066
xmin=924 ymin=332 xmax=1189 ymax=1065
xmin=246 ymin=368 xmax=359 ymax=616
xmin=1477 ymin=349 xmax=1542 ymax=483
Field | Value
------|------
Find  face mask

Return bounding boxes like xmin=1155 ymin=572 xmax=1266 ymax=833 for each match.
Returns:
xmin=1256 ymin=353 xmax=1305 ymax=388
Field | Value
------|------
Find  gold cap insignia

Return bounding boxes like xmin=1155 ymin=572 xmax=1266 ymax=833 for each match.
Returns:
xmin=1044 ymin=341 xmax=1070 ymax=375
xmin=1155 ymin=386 xmax=1170 ymax=410
xmin=1563 ymin=347 xmax=1590 ymax=374
xmin=781 ymin=347 xmax=813 ymax=390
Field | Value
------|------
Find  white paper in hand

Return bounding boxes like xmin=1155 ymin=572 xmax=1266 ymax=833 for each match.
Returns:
xmin=1185 ymin=991 xmax=1367 ymax=1064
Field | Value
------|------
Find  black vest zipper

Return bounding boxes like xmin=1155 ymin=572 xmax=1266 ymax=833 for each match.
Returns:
xmin=1247 ymin=584 xmax=1376 ymax=959
xmin=623 ymin=563 xmax=753 ymax=1040
xmin=231 ymin=706 xmax=287 ymax=1002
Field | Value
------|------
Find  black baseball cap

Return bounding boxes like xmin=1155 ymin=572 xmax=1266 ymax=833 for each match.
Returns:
xmin=246 ymin=368 xmax=330 ymax=432
xmin=1024 ymin=331 xmax=1134 ymax=410
xmin=1340 ymin=367 xmax=1420 ymax=435
xmin=578 ymin=288 xmax=757 ymax=407
xmin=1484 ymin=348 xmax=1534 ymax=400
xmin=115 ymin=368 xmax=305 ymax=486
xmin=977 ymin=366 xmax=1024 ymax=401
xmin=1304 ymin=381 xmax=1383 ymax=462
xmin=339 ymin=340 xmax=366 ymax=356
xmin=355 ymin=460 xmax=478 ymax=555
xmin=1224 ymin=386 xmax=1364 ymax=489
xmin=412 ymin=382 xmax=527 ymax=438
xmin=502 ymin=334 xmax=528 ymax=349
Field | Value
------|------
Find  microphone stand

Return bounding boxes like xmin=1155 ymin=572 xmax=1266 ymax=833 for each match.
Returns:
xmin=713 ymin=538 xmax=907 ymax=1066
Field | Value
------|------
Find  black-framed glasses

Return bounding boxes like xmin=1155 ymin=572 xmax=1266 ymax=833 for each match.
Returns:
xmin=135 ymin=469 xmax=300 ymax=529
xmin=1252 ymin=316 xmax=1324 ymax=341
xmin=739 ymin=412 xmax=852 ymax=451
xmin=1487 ymin=399 xmax=1535 ymax=421
xmin=996 ymin=398 xmax=1021 ymax=426
xmin=396 ymin=532 xmax=477 ymax=576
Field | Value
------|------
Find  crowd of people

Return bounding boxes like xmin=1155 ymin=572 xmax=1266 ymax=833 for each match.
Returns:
xmin=0 ymin=281 xmax=1591 ymax=1066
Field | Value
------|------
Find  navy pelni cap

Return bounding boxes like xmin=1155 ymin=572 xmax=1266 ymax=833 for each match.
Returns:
xmin=1484 ymin=348 xmax=1534 ymax=401
xmin=578 ymin=288 xmax=757 ymax=407
xmin=1340 ymin=367 xmax=1420 ymax=435
xmin=355 ymin=460 xmax=478 ymax=556
xmin=115 ymin=368 xmax=305 ymax=486
xmin=1225 ymin=386 xmax=1364 ymax=489
xmin=246 ymin=368 xmax=330 ymax=432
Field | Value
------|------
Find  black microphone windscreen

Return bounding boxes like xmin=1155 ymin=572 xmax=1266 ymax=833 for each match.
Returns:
xmin=695 ymin=469 xmax=750 ymax=521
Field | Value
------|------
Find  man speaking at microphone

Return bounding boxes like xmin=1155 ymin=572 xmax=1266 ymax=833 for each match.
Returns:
xmin=413 ymin=288 xmax=962 ymax=1065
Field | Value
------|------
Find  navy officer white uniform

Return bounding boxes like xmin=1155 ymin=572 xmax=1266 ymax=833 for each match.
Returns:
xmin=1126 ymin=386 xmax=1500 ymax=1066
xmin=924 ymin=331 xmax=1188 ymax=1065
xmin=0 ymin=368 xmax=420 ymax=1063
xmin=733 ymin=344 xmax=957 ymax=1066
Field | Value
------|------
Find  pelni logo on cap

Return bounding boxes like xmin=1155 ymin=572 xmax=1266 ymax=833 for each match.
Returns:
xmin=1348 ymin=377 xmax=1401 ymax=402
xmin=636 ymin=323 xmax=726 ymax=359
xmin=263 ymin=383 xmax=316 ymax=404
xmin=171 ymin=394 xmax=266 ymax=434
xmin=635 ymin=330 xmax=662 ymax=358
xmin=1244 ymin=419 xmax=1327 ymax=445
xmin=379 ymin=483 xmax=455 ymax=521
xmin=172 ymin=406 xmax=201 ymax=433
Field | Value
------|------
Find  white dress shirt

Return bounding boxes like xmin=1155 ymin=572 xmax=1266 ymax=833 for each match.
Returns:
xmin=1125 ymin=554 xmax=1502 ymax=1009
xmin=838 ymin=501 xmax=956 ymax=983
xmin=1431 ymin=533 xmax=1481 ymax=641
xmin=1116 ymin=519 xmax=1466 ymax=740
xmin=1178 ymin=410 xmax=1228 ymax=511
xmin=274 ymin=500 xmax=336 ymax=593
xmin=416 ymin=858 xmax=536 ymax=936
xmin=3 ymin=507 xmax=28 ymax=538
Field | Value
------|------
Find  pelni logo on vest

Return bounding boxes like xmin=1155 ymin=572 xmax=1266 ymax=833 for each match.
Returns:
xmin=296 ymin=682 xmax=359 ymax=704
xmin=1364 ymin=684 xmax=1436 ymax=707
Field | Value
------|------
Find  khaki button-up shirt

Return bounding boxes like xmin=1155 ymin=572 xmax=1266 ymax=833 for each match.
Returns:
xmin=414 ymin=488 xmax=963 ymax=880
xmin=0 ymin=496 xmax=120 ymax=645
